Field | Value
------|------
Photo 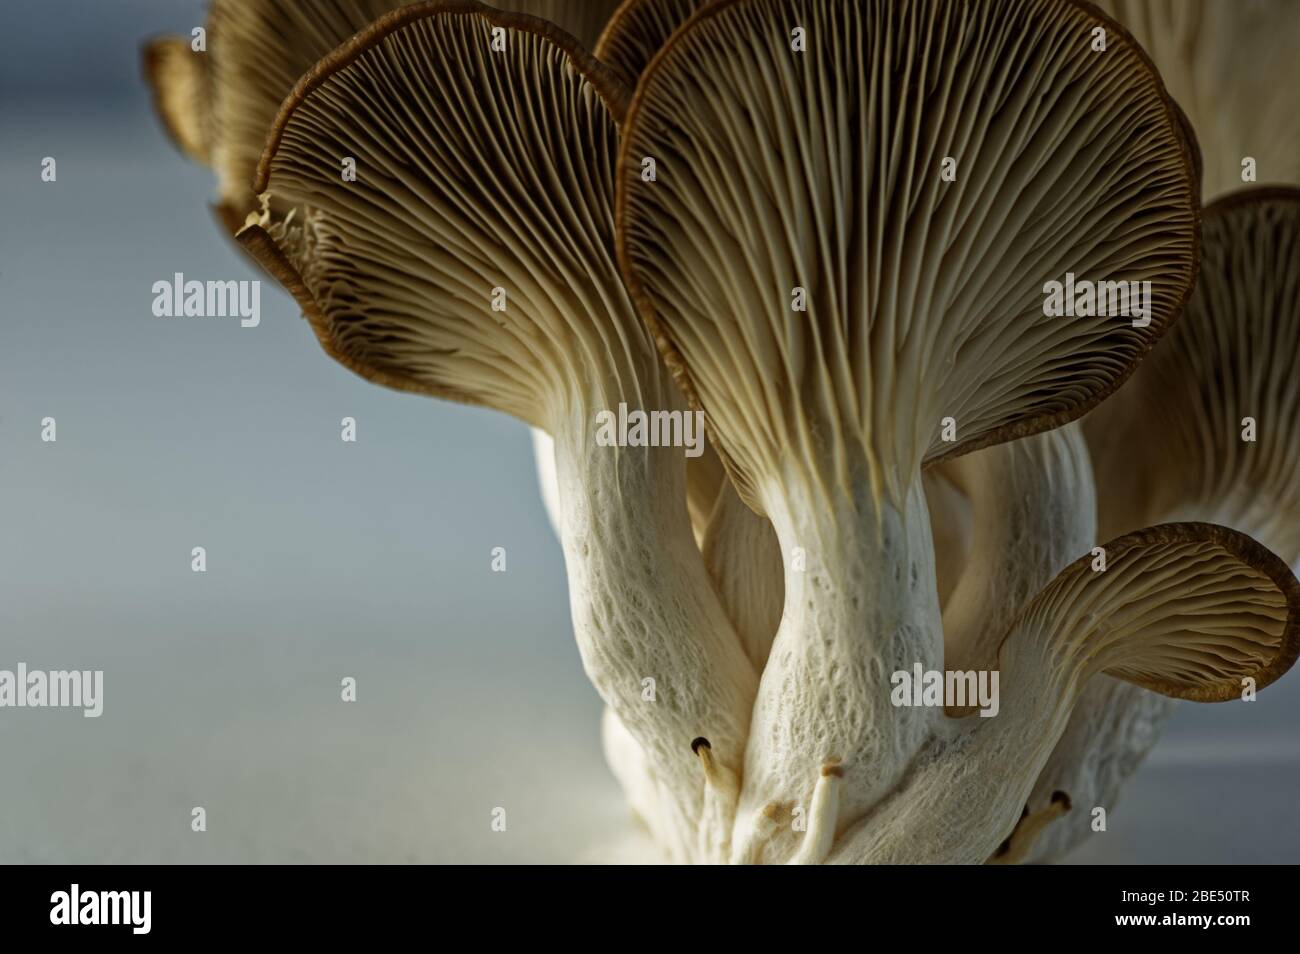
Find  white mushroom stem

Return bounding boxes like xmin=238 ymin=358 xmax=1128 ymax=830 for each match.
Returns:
xmin=943 ymin=424 xmax=1096 ymax=672
xmin=692 ymin=738 xmax=740 ymax=863
xmin=788 ymin=763 xmax=843 ymax=866
xmin=701 ymin=483 xmax=784 ymax=670
xmin=1023 ymin=678 xmax=1174 ymax=863
xmin=930 ymin=424 xmax=1174 ymax=867
xmin=733 ymin=471 xmax=942 ymax=861
xmin=925 ymin=469 xmax=973 ymax=610
xmin=549 ymin=398 xmax=757 ymax=859
xmin=828 ymin=645 xmax=1083 ymax=865
xmin=931 ymin=426 xmax=1174 ymax=866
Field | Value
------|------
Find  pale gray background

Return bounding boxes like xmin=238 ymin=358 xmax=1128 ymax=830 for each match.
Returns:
xmin=1 ymin=0 xmax=1295 ymax=864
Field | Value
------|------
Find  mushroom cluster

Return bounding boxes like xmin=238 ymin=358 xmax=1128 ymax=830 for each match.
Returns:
xmin=145 ymin=0 xmax=1300 ymax=864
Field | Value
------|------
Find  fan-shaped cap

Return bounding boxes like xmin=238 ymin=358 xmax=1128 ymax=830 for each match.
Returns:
xmin=203 ymin=0 xmax=419 ymax=222
xmin=1094 ymin=0 xmax=1300 ymax=199
xmin=594 ymin=0 xmax=708 ymax=88
xmin=239 ymin=2 xmax=655 ymax=429
xmin=146 ymin=0 xmax=623 ymax=229
xmin=616 ymin=0 xmax=1198 ymax=510
xmin=142 ymin=36 xmax=212 ymax=163
xmin=1086 ymin=187 xmax=1300 ymax=562
xmin=1008 ymin=523 xmax=1300 ymax=702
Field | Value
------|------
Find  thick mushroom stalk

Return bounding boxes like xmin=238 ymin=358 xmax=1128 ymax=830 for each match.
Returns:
xmin=237 ymin=2 xmax=755 ymax=860
xmin=1022 ymin=678 xmax=1173 ymax=862
xmin=935 ymin=423 xmax=1176 ymax=867
xmin=617 ymin=0 xmax=1197 ymax=860
xmin=936 ymin=424 xmax=1170 ymax=867
xmin=829 ymin=524 xmax=1300 ymax=864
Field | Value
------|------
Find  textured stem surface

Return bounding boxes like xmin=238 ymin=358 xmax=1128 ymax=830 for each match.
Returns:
xmin=551 ymin=397 xmax=757 ymax=860
xmin=733 ymin=475 xmax=941 ymax=863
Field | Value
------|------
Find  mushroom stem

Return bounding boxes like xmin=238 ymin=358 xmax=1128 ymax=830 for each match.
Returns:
xmin=551 ymin=395 xmax=757 ymax=858
xmin=788 ymin=762 xmax=843 ymax=866
xmin=1023 ymin=678 xmax=1174 ymax=863
xmin=734 ymin=472 xmax=942 ymax=860
xmin=943 ymin=425 xmax=1097 ymax=673
xmin=701 ymin=482 xmax=784 ymax=670
xmin=692 ymin=737 xmax=739 ymax=863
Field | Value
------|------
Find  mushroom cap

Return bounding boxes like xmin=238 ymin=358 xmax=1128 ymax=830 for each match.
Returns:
xmin=142 ymin=35 xmax=212 ymax=164
xmin=1094 ymin=0 xmax=1300 ymax=199
xmin=594 ymin=0 xmax=709 ymax=89
xmin=1005 ymin=523 xmax=1300 ymax=702
xmin=616 ymin=0 xmax=1199 ymax=510
xmin=239 ymin=2 xmax=652 ymax=428
xmin=149 ymin=0 xmax=623 ymax=228
xmin=528 ymin=0 xmax=626 ymax=49
xmin=206 ymin=0 xmax=418 ymax=220
xmin=1085 ymin=187 xmax=1300 ymax=562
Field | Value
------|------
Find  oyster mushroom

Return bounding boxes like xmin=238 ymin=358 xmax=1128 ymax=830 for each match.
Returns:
xmin=141 ymin=36 xmax=211 ymax=165
xmin=828 ymin=523 xmax=1300 ymax=864
xmin=595 ymin=0 xmax=709 ymax=89
xmin=617 ymin=0 xmax=1198 ymax=861
xmin=236 ymin=1 xmax=756 ymax=862
xmin=143 ymin=0 xmax=1300 ymax=867
xmin=1027 ymin=186 xmax=1300 ymax=862
xmin=1094 ymin=0 xmax=1300 ymax=199
xmin=146 ymin=0 xmax=731 ymax=568
xmin=143 ymin=0 xmax=623 ymax=232
xmin=147 ymin=1 xmax=717 ymax=851
xmin=597 ymin=0 xmax=975 ymax=665
xmin=600 ymin=0 xmax=1005 ymax=626
xmin=1087 ymin=187 xmax=1300 ymax=558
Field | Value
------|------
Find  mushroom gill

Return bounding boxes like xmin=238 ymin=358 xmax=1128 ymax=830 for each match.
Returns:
xmin=144 ymin=0 xmax=623 ymax=231
xmin=595 ymin=0 xmax=709 ymax=89
xmin=1094 ymin=0 xmax=1300 ymax=199
xmin=1086 ymin=188 xmax=1300 ymax=559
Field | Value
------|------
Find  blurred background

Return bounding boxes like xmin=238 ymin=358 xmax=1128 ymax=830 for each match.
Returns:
xmin=1 ymin=0 xmax=1295 ymax=864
